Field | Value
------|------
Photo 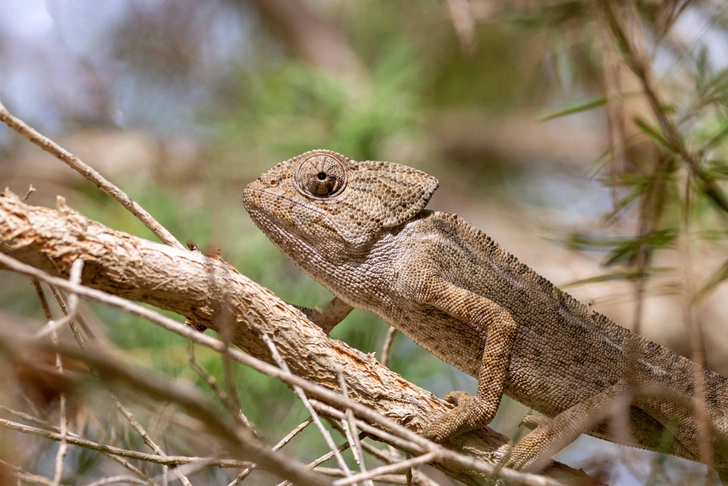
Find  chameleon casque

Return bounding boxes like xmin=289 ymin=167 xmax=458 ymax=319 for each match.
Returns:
xmin=243 ymin=149 xmax=728 ymax=477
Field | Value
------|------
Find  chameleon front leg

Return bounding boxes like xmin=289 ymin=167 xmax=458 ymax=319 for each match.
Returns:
xmin=421 ymin=278 xmax=518 ymax=442
xmin=293 ymin=296 xmax=354 ymax=334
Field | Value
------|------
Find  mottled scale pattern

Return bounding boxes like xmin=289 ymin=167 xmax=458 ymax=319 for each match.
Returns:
xmin=244 ymin=149 xmax=728 ymax=471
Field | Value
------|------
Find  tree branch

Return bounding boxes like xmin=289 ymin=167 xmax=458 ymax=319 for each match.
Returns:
xmin=0 ymin=190 xmax=592 ymax=485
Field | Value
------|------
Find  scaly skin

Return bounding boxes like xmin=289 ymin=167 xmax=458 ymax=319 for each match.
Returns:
xmin=243 ymin=149 xmax=728 ymax=476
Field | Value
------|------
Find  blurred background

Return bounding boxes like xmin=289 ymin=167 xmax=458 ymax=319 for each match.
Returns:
xmin=2 ymin=0 xmax=728 ymax=484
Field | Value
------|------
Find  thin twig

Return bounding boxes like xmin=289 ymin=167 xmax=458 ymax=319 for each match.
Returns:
xmin=187 ymin=341 xmax=257 ymax=433
xmin=0 ymin=459 xmax=59 ymax=486
xmin=276 ymin=441 xmax=353 ymax=486
xmin=0 ymin=416 xmax=248 ymax=466
xmin=337 ymin=369 xmax=372 ymax=486
xmin=333 ymin=452 xmax=439 ymax=486
xmin=309 ymin=400 xmax=428 ymax=460
xmin=0 ymin=406 xmax=57 ymax=430
xmin=596 ymin=16 xmax=627 ymax=209
xmin=598 ymin=0 xmax=728 ymax=213
xmin=316 ymin=468 xmax=411 ymax=484
xmin=47 ymin=287 xmax=158 ymax=486
xmin=206 ymin=262 xmax=248 ymax=437
xmin=37 ymin=258 xmax=85 ymax=339
xmin=273 ymin=417 xmax=314 ymax=450
xmin=0 ymin=253 xmax=561 ymax=486
xmin=379 ymin=325 xmax=402 ymax=469
xmin=32 ymin=278 xmax=53 ymax=321
xmin=0 ymin=341 xmax=330 ymax=486
xmin=101 ymin=457 xmax=157 ymax=486
xmin=352 ymin=441 xmax=439 ymax=486
xmin=52 ymin=389 xmax=67 ymax=486
xmin=154 ymin=457 xmax=221 ymax=481
xmin=32 ymin=277 xmax=69 ymax=486
xmin=0 ymin=407 xmax=155 ymax=485
xmin=0 ymin=101 xmax=184 ymax=249
xmin=13 ymin=471 xmax=61 ymax=486
xmin=20 ymin=340 xmax=332 ymax=486
xmin=260 ymin=332 xmax=353 ymax=478
xmin=380 ymin=326 xmax=397 ymax=367
xmin=305 ymin=444 xmax=352 ymax=474
xmin=52 ymin=288 xmax=69 ymax=486
xmin=596 ymin=2 xmax=671 ymax=454
xmin=681 ymin=171 xmax=712 ymax=466
xmin=112 ymin=397 xmax=193 ymax=486
xmin=227 ymin=417 xmax=313 ymax=486
xmin=84 ymin=476 xmax=150 ymax=486
xmin=48 ymin=286 xmax=87 ymax=349
xmin=659 ymin=1 xmax=728 ymax=82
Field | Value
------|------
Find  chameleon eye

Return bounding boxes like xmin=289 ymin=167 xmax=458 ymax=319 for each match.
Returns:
xmin=295 ymin=154 xmax=347 ymax=198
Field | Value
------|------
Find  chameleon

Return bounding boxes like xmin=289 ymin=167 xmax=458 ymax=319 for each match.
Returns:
xmin=242 ymin=149 xmax=728 ymax=477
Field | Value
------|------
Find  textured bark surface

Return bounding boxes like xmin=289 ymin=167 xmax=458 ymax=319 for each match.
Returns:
xmin=0 ymin=190 xmax=590 ymax=485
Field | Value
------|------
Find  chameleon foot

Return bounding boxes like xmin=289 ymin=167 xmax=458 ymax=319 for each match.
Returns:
xmin=519 ymin=414 xmax=548 ymax=431
xmin=423 ymin=390 xmax=494 ymax=443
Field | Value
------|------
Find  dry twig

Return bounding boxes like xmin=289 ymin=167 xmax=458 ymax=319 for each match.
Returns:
xmin=227 ymin=417 xmax=313 ymax=486
xmin=337 ymin=369 xmax=373 ymax=485
xmin=260 ymin=332 xmax=353 ymax=478
xmin=0 ymin=101 xmax=184 ymax=250
xmin=334 ymin=452 xmax=439 ymax=486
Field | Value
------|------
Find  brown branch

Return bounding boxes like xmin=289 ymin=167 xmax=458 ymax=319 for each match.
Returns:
xmin=0 ymin=190 xmax=592 ymax=486
xmin=0 ymin=417 xmax=249 ymax=468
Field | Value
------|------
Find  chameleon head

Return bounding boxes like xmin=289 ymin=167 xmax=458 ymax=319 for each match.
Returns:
xmin=243 ymin=149 xmax=439 ymax=251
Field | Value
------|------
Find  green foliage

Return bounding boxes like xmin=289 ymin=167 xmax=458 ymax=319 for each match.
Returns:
xmin=633 ymin=116 xmax=672 ymax=152
xmin=538 ymin=3 xmax=728 ymax=310
xmin=558 ymin=229 xmax=678 ymax=267
xmin=215 ymin=43 xmax=425 ymax=171
xmin=538 ymin=94 xmax=610 ymax=121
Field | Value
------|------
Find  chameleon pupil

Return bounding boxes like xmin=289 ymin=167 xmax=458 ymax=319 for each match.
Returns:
xmin=317 ymin=172 xmax=327 ymax=180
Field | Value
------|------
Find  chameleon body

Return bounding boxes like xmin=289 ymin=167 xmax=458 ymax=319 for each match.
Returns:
xmin=243 ymin=149 xmax=728 ymax=475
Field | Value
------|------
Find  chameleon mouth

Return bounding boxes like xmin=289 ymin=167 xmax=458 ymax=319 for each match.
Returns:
xmin=244 ymin=204 xmax=344 ymax=268
xmin=243 ymin=186 xmax=338 ymax=227
xmin=243 ymin=186 xmax=348 ymax=252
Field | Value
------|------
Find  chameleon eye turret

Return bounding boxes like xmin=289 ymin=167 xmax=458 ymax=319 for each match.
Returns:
xmin=294 ymin=152 xmax=347 ymax=198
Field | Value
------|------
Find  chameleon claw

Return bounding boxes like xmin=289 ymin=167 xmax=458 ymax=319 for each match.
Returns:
xmin=423 ymin=391 xmax=492 ymax=443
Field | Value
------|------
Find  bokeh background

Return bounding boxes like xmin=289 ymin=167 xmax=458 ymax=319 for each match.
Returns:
xmin=2 ymin=1 xmax=728 ymax=484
